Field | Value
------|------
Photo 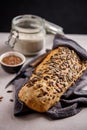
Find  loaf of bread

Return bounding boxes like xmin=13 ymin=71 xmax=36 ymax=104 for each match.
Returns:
xmin=18 ymin=47 xmax=87 ymax=112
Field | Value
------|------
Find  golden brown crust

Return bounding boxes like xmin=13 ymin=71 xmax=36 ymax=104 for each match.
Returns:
xmin=18 ymin=47 xmax=87 ymax=112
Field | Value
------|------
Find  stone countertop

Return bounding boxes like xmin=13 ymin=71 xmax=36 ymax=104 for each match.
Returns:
xmin=0 ymin=33 xmax=87 ymax=130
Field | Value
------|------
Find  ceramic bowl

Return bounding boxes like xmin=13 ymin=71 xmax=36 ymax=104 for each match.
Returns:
xmin=0 ymin=51 xmax=26 ymax=74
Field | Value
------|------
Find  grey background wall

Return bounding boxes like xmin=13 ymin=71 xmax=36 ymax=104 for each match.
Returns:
xmin=0 ymin=0 xmax=87 ymax=34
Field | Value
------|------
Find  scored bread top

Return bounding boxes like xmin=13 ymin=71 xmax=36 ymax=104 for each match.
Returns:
xmin=18 ymin=47 xmax=87 ymax=112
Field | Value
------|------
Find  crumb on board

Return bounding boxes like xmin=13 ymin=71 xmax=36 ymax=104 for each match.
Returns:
xmin=9 ymin=99 xmax=14 ymax=102
xmin=0 ymin=96 xmax=3 ymax=102
xmin=7 ymin=90 xmax=13 ymax=93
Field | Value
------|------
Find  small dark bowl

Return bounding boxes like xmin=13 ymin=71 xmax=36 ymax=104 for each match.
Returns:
xmin=0 ymin=51 xmax=26 ymax=74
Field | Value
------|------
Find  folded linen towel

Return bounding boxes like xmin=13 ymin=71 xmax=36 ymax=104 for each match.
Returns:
xmin=13 ymin=34 xmax=87 ymax=119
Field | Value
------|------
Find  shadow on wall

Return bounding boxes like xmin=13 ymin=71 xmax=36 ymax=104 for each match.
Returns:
xmin=0 ymin=0 xmax=87 ymax=34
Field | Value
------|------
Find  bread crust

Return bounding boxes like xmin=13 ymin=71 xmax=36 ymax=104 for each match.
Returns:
xmin=18 ymin=47 xmax=87 ymax=112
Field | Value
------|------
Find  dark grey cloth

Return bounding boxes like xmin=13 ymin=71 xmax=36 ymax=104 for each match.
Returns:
xmin=13 ymin=34 xmax=87 ymax=119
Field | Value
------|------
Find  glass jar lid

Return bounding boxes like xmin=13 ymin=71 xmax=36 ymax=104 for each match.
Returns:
xmin=12 ymin=15 xmax=45 ymax=34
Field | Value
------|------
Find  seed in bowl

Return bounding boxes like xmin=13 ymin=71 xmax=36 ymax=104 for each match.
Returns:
xmin=2 ymin=55 xmax=23 ymax=65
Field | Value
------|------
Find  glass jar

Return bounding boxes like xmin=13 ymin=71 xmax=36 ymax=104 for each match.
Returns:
xmin=7 ymin=15 xmax=46 ymax=55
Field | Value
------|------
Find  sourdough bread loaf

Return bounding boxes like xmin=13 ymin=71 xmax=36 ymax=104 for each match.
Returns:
xmin=18 ymin=47 xmax=87 ymax=112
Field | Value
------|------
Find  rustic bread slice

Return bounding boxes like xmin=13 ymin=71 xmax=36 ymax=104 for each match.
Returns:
xmin=18 ymin=47 xmax=87 ymax=112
